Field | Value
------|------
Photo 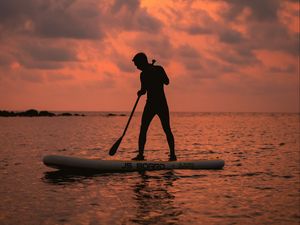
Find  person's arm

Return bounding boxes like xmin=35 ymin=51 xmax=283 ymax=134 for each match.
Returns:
xmin=137 ymin=73 xmax=147 ymax=96
xmin=159 ymin=66 xmax=169 ymax=85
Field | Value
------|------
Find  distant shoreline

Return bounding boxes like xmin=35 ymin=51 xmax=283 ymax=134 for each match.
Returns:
xmin=0 ymin=109 xmax=85 ymax=117
xmin=0 ymin=109 xmax=129 ymax=117
xmin=0 ymin=110 xmax=298 ymax=117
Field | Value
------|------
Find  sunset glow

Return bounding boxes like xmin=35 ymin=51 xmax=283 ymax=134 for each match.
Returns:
xmin=0 ymin=0 xmax=299 ymax=112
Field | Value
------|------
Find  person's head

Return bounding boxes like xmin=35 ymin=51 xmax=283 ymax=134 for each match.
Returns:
xmin=132 ymin=52 xmax=148 ymax=71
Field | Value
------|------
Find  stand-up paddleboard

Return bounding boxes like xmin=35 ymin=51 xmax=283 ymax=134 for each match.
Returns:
xmin=43 ymin=155 xmax=225 ymax=172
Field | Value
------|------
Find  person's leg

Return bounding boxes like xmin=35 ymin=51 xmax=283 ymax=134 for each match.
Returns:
xmin=133 ymin=103 xmax=155 ymax=160
xmin=158 ymin=106 xmax=176 ymax=160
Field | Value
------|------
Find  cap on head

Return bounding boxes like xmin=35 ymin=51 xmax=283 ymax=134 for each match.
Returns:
xmin=132 ymin=52 xmax=148 ymax=64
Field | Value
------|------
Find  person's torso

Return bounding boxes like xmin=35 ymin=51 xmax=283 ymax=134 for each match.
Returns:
xmin=141 ymin=65 xmax=166 ymax=103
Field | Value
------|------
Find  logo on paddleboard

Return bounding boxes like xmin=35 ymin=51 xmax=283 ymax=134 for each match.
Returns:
xmin=121 ymin=162 xmax=166 ymax=170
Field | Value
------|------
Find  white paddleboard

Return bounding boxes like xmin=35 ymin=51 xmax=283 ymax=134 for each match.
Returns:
xmin=43 ymin=155 xmax=225 ymax=172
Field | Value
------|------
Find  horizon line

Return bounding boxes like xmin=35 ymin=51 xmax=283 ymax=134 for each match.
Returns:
xmin=1 ymin=109 xmax=299 ymax=114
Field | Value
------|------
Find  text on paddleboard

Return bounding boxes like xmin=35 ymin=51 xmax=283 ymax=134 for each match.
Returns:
xmin=121 ymin=162 xmax=166 ymax=170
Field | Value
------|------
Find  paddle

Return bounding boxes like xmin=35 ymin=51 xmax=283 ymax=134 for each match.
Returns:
xmin=109 ymin=95 xmax=141 ymax=156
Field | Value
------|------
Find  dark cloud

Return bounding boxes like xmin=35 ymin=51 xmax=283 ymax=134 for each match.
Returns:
xmin=131 ymin=34 xmax=174 ymax=65
xmin=47 ymin=73 xmax=74 ymax=82
xmin=269 ymin=65 xmax=297 ymax=74
xmin=222 ymin=0 xmax=281 ymax=22
xmin=174 ymin=9 xmax=215 ymax=35
xmin=0 ymin=0 xmax=37 ymax=22
xmin=220 ymin=0 xmax=299 ymax=55
xmin=176 ymin=44 xmax=203 ymax=72
xmin=111 ymin=52 xmax=135 ymax=73
xmin=185 ymin=60 xmax=203 ymax=71
xmin=185 ymin=25 xmax=212 ymax=35
xmin=0 ymin=0 xmax=164 ymax=75
xmin=134 ymin=11 xmax=162 ymax=32
xmin=116 ymin=59 xmax=135 ymax=73
xmin=217 ymin=47 xmax=260 ymax=66
xmin=172 ymin=5 xmax=245 ymax=45
xmin=247 ymin=23 xmax=299 ymax=56
xmin=188 ymin=58 xmax=237 ymax=80
xmin=182 ymin=23 xmax=246 ymax=46
xmin=0 ymin=0 xmax=162 ymax=40
xmin=34 ymin=0 xmax=104 ymax=39
xmin=17 ymin=70 xmax=45 ymax=83
xmin=22 ymin=43 xmax=77 ymax=62
xmin=176 ymin=51 xmax=238 ymax=81
xmin=0 ymin=0 xmax=104 ymax=39
xmin=18 ymin=60 xmax=64 ymax=70
xmin=11 ymin=41 xmax=78 ymax=69
xmin=171 ymin=0 xmax=298 ymax=58
xmin=23 ymin=74 xmax=44 ymax=83
xmin=218 ymin=28 xmax=244 ymax=44
xmin=111 ymin=0 xmax=140 ymax=13
xmin=177 ymin=44 xmax=201 ymax=58
xmin=35 ymin=15 xmax=104 ymax=39
xmin=0 ymin=0 xmax=162 ymax=72
xmin=0 ymin=52 xmax=13 ymax=66
xmin=109 ymin=0 xmax=162 ymax=33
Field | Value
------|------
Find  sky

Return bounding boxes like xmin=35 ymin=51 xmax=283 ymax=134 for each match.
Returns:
xmin=0 ymin=0 xmax=299 ymax=112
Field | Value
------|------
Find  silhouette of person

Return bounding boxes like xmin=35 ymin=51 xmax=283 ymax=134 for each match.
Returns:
xmin=132 ymin=52 xmax=177 ymax=161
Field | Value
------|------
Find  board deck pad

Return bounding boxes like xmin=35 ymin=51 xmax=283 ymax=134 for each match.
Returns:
xmin=43 ymin=155 xmax=225 ymax=172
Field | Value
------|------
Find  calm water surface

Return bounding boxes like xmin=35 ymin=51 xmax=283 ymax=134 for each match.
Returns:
xmin=0 ymin=112 xmax=299 ymax=225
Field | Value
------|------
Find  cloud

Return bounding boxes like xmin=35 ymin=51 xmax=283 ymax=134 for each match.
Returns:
xmin=177 ymin=44 xmax=201 ymax=58
xmin=21 ymin=43 xmax=78 ymax=62
xmin=174 ymin=8 xmax=215 ymax=35
xmin=13 ymin=40 xmax=79 ymax=69
xmin=115 ymin=57 xmax=136 ymax=73
xmin=247 ymin=23 xmax=298 ymax=56
xmin=220 ymin=0 xmax=299 ymax=55
xmin=7 ymin=69 xmax=45 ymax=83
xmin=218 ymin=28 xmax=244 ymax=44
xmin=18 ymin=61 xmax=65 ymax=70
xmin=269 ymin=64 xmax=296 ymax=74
xmin=111 ymin=0 xmax=140 ymax=13
xmin=85 ymin=72 xmax=116 ymax=89
xmin=175 ymin=44 xmax=204 ymax=72
xmin=0 ymin=0 xmax=37 ymax=23
xmin=0 ymin=0 xmax=105 ymax=39
xmin=109 ymin=0 xmax=163 ymax=33
xmin=0 ymin=0 xmax=164 ymax=71
xmin=216 ymin=47 xmax=260 ymax=66
xmin=34 ymin=1 xmax=104 ymax=39
xmin=188 ymin=58 xmax=237 ymax=80
xmin=0 ymin=0 xmax=298 ymax=112
xmin=131 ymin=33 xmax=174 ymax=65
xmin=47 ymin=73 xmax=74 ymax=82
xmin=0 ymin=52 xmax=13 ymax=66
xmin=170 ymin=0 xmax=298 ymax=59
xmin=221 ymin=0 xmax=281 ymax=22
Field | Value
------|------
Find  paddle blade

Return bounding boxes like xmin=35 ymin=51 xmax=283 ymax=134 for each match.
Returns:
xmin=109 ymin=137 xmax=123 ymax=156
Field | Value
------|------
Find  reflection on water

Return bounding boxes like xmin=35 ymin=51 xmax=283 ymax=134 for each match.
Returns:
xmin=43 ymin=171 xmax=101 ymax=185
xmin=131 ymin=171 xmax=181 ymax=225
xmin=0 ymin=113 xmax=299 ymax=225
xmin=42 ymin=170 xmax=182 ymax=224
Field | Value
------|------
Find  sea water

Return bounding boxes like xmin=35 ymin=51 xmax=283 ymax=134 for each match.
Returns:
xmin=0 ymin=112 xmax=299 ymax=225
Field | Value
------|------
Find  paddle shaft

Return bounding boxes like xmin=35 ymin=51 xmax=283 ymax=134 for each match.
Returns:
xmin=109 ymin=60 xmax=155 ymax=155
xmin=121 ymin=95 xmax=141 ymax=137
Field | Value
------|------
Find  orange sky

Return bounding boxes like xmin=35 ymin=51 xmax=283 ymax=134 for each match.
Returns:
xmin=0 ymin=0 xmax=299 ymax=112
